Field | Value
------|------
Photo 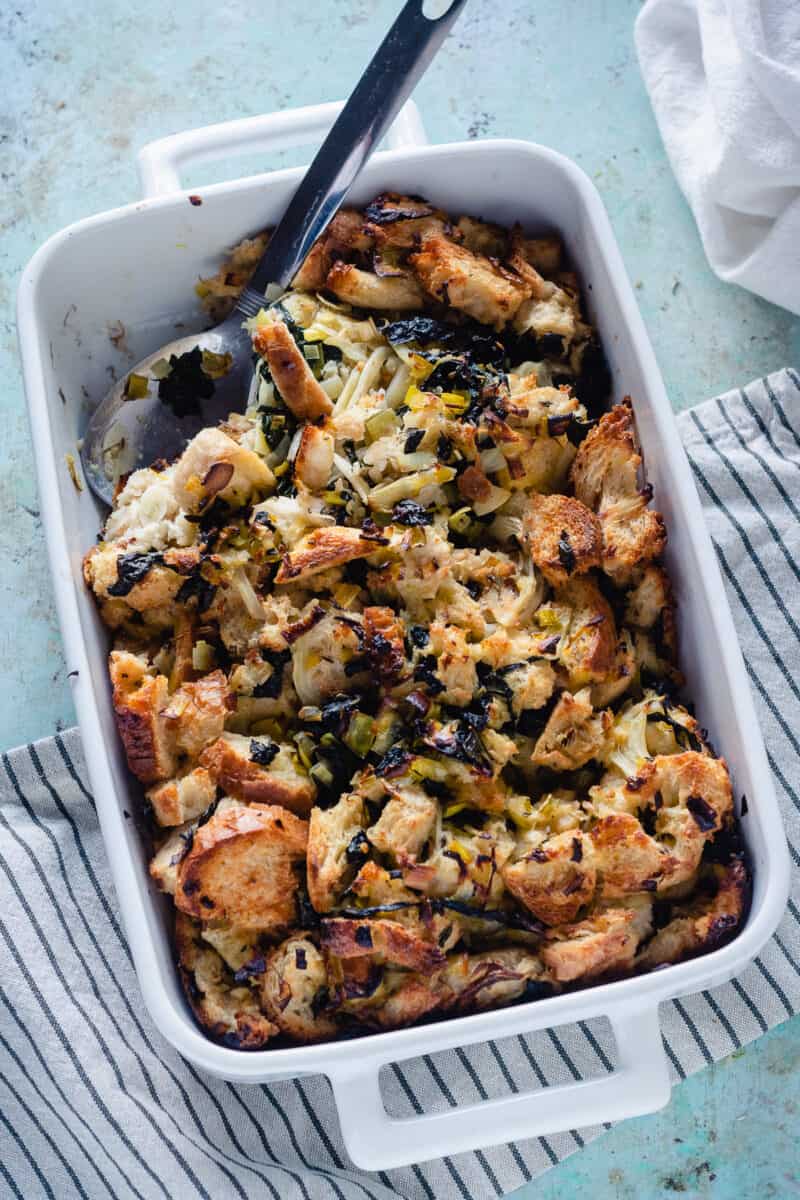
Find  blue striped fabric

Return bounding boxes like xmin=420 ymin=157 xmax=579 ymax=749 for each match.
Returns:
xmin=1 ymin=370 xmax=798 ymax=1198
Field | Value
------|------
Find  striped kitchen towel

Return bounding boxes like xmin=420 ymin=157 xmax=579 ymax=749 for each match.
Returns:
xmin=1 ymin=369 xmax=799 ymax=1200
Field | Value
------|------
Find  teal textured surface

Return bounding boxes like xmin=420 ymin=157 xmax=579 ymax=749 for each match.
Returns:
xmin=3 ymin=0 xmax=798 ymax=1194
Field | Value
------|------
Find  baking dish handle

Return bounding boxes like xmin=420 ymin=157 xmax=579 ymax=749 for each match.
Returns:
xmin=327 ymin=1003 xmax=670 ymax=1171
xmin=137 ymin=100 xmax=428 ymax=198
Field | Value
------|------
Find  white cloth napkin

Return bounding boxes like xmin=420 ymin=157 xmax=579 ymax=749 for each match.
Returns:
xmin=635 ymin=0 xmax=800 ymax=314
xmin=1 ymin=370 xmax=799 ymax=1197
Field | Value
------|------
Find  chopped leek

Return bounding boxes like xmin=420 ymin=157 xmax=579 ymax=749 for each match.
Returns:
xmin=365 ymin=409 xmax=399 ymax=444
xmin=344 ymin=712 xmax=376 ymax=758
xmin=310 ymin=760 xmax=335 ymax=789
xmin=368 ymin=465 xmax=456 ymax=510
xmin=201 ymin=350 xmax=233 ymax=379
xmin=191 ymin=640 xmax=216 ymax=671
xmin=124 ymin=373 xmax=149 ymax=400
xmin=293 ymin=731 xmax=317 ymax=769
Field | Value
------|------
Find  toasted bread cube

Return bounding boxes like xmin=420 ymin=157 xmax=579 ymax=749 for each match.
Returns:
xmin=550 ymin=576 xmax=620 ymax=690
xmin=261 ymin=935 xmax=338 ymax=1041
xmin=173 ymin=427 xmax=274 ymax=512
xmin=503 ymin=831 xmax=596 ymax=926
xmin=275 ymin=525 xmax=385 ymax=585
xmin=364 ymin=193 xmax=449 ymax=249
xmin=319 ymin=918 xmax=446 ymax=972
xmin=523 ymin=493 xmax=602 ymax=587
xmin=146 ymin=766 xmax=217 ymax=827
xmin=149 ymin=822 xmax=196 ymax=894
xmin=367 ymin=784 xmax=437 ymax=864
xmin=162 ymin=670 xmax=235 ymax=760
xmin=109 ymin=650 xmax=176 ymax=784
xmin=307 ymin=793 xmax=367 ymax=912
xmin=455 ymin=215 xmax=508 ymax=258
xmin=293 ymin=424 xmax=335 ymax=492
xmin=325 ymin=262 xmax=425 ymax=310
xmin=252 ymin=320 xmax=333 ymax=421
xmin=200 ymin=925 xmax=262 ymax=973
xmin=363 ymin=606 xmax=405 ymax=684
xmin=83 ymin=545 xmax=201 ymax=613
xmin=443 ymin=948 xmax=550 ymax=1011
xmin=637 ymin=861 xmax=748 ymax=968
xmin=175 ymin=913 xmax=277 ymax=1048
xmin=590 ymin=812 xmax=671 ymax=899
xmin=176 ymin=800 xmax=308 ymax=931
xmin=531 ymin=687 xmax=609 ymax=771
xmin=541 ymin=900 xmax=653 ymax=983
xmin=410 ymin=235 xmax=532 ymax=329
xmin=570 ymin=402 xmax=666 ymax=584
xmin=200 ymin=732 xmax=316 ymax=814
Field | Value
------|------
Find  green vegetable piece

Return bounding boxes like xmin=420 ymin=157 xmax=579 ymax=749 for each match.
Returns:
xmin=343 ymin=712 xmax=376 ymax=758
xmin=364 ymin=409 xmax=399 ymax=444
xmin=448 ymin=506 xmax=477 ymax=536
xmin=310 ymin=760 xmax=335 ymax=789
xmin=124 ymin=373 xmax=150 ymax=400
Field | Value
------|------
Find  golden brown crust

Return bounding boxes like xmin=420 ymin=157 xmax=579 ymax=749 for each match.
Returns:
xmin=363 ymin=606 xmax=405 ymax=685
xmin=146 ymin=767 xmax=217 ymax=827
xmin=541 ymin=901 xmax=653 ymax=983
xmin=176 ymin=800 xmax=308 ymax=931
xmin=570 ymin=402 xmax=666 ymax=584
xmin=531 ymin=688 xmax=610 ymax=770
xmin=275 ymin=526 xmax=384 ymax=585
xmin=325 ymin=261 xmax=425 ymax=311
xmin=409 ymin=235 xmax=532 ymax=330
xmin=293 ymin=424 xmax=335 ymax=491
xmin=252 ymin=320 xmax=333 ymax=421
xmin=319 ymin=918 xmax=446 ymax=972
xmin=307 ymin=793 xmax=366 ymax=912
xmin=109 ymin=651 xmax=176 ymax=784
xmin=552 ymin=576 xmax=620 ymax=689
xmin=637 ymin=861 xmax=748 ymax=968
xmin=261 ymin=935 xmax=338 ymax=1041
xmin=502 ymin=831 xmax=596 ymax=926
xmin=163 ymin=671 xmax=235 ymax=760
xmin=524 ymin=493 xmax=602 ymax=587
xmin=175 ymin=912 xmax=277 ymax=1048
xmin=200 ymin=733 xmax=316 ymax=815
xmin=590 ymin=812 xmax=671 ymax=898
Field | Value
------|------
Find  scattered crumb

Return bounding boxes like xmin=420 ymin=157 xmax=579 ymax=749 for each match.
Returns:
xmin=65 ymin=452 xmax=83 ymax=493
xmin=107 ymin=320 xmax=129 ymax=353
xmin=189 ymin=195 xmax=203 ymax=206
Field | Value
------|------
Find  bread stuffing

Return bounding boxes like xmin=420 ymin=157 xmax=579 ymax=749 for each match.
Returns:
xmin=86 ymin=194 xmax=749 ymax=1048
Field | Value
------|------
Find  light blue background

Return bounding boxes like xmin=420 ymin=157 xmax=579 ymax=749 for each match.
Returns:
xmin=3 ymin=1 xmax=798 ymax=1194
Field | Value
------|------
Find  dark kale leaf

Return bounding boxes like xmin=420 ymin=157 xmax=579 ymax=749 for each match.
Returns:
xmin=392 ymin=500 xmax=433 ymax=527
xmin=558 ymin=530 xmax=576 ymax=575
xmin=250 ymin=738 xmax=280 ymax=766
xmin=175 ymin=570 xmax=216 ymax=613
xmin=413 ymin=654 xmax=445 ymax=695
xmin=158 ymin=347 xmax=215 ymax=418
xmin=107 ymin=552 xmax=164 ymax=597
xmin=403 ymin=429 xmax=425 ymax=453
xmin=253 ymin=649 xmax=291 ymax=699
xmin=374 ymin=744 xmax=412 ymax=778
xmin=408 ymin=624 xmax=429 ymax=649
xmin=345 ymin=831 xmax=370 ymax=867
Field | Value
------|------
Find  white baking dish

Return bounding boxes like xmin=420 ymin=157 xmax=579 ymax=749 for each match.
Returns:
xmin=17 ymin=100 xmax=790 ymax=1171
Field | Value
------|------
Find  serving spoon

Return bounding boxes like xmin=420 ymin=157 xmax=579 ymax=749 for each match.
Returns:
xmin=81 ymin=0 xmax=468 ymax=505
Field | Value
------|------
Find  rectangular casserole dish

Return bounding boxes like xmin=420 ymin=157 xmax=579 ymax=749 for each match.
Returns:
xmin=17 ymin=100 xmax=790 ymax=1171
